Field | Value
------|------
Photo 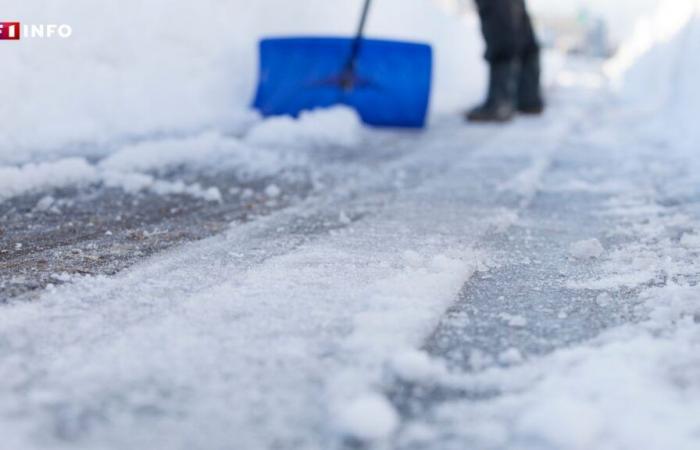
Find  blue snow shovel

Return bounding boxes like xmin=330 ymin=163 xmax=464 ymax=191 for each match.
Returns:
xmin=252 ymin=0 xmax=433 ymax=128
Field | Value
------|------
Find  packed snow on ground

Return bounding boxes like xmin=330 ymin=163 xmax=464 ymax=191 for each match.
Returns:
xmin=0 ymin=181 xmax=486 ymax=448
xmin=4 ymin=0 xmax=700 ymax=449
xmin=0 ymin=64 xmax=579 ymax=447
xmin=393 ymin=4 xmax=700 ymax=449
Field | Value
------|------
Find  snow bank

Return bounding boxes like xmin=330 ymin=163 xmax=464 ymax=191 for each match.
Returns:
xmin=606 ymin=0 xmax=697 ymax=107
xmin=0 ymin=133 xmax=278 ymax=201
xmin=1 ymin=0 xmax=483 ymax=164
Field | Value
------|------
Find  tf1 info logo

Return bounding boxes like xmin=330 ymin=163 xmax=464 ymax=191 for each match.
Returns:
xmin=0 ymin=22 xmax=73 ymax=40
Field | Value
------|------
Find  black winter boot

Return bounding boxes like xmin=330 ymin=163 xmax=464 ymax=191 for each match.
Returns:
xmin=466 ymin=60 xmax=518 ymax=123
xmin=517 ymin=51 xmax=544 ymax=114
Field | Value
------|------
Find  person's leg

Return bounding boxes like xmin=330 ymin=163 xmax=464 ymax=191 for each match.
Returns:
xmin=477 ymin=0 xmax=522 ymax=63
xmin=516 ymin=4 xmax=545 ymax=114
xmin=467 ymin=0 xmax=521 ymax=122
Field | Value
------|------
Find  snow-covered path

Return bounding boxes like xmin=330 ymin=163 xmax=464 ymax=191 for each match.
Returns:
xmin=393 ymin=15 xmax=700 ymax=450
xmin=3 ymin=9 xmax=700 ymax=450
xmin=0 ymin=94 xmax=584 ymax=448
xmin=0 ymin=77 xmax=587 ymax=449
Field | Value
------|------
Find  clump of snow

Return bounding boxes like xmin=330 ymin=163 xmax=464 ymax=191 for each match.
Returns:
xmin=680 ymin=232 xmax=700 ymax=249
xmin=337 ymin=393 xmax=399 ymax=442
xmin=245 ymin=107 xmax=363 ymax=149
xmin=34 ymin=195 xmax=57 ymax=213
xmin=264 ymin=184 xmax=281 ymax=198
xmin=499 ymin=313 xmax=528 ymax=328
xmin=569 ymin=239 xmax=605 ymax=260
xmin=0 ymin=158 xmax=98 ymax=200
xmin=498 ymin=348 xmax=524 ymax=365
xmin=396 ymin=422 xmax=438 ymax=448
xmin=102 ymin=171 xmax=222 ymax=202
xmin=390 ymin=350 xmax=447 ymax=383
xmin=402 ymin=250 xmax=425 ymax=268
xmin=338 ymin=211 xmax=352 ymax=225
xmin=595 ymin=292 xmax=614 ymax=307
xmin=468 ymin=349 xmax=494 ymax=371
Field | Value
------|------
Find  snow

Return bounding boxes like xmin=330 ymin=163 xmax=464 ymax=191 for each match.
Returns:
xmin=499 ymin=313 xmax=528 ymax=328
xmin=0 ymin=158 xmax=98 ymax=200
xmin=102 ymin=171 xmax=223 ymax=202
xmin=498 ymin=348 xmax=524 ymax=365
xmin=245 ymin=107 xmax=364 ymax=149
xmin=427 ymin=283 xmax=700 ymax=449
xmin=4 ymin=0 xmax=700 ymax=448
xmin=34 ymin=196 xmax=56 ymax=212
xmin=0 ymin=131 xmax=282 ymax=201
xmin=569 ymin=238 xmax=606 ymax=260
xmin=680 ymin=232 xmax=700 ymax=249
xmin=337 ymin=393 xmax=399 ymax=441
xmin=0 ymin=0 xmax=485 ymax=165
xmin=595 ymin=292 xmax=614 ymax=307
xmin=387 ymin=7 xmax=700 ymax=449
xmin=390 ymin=350 xmax=448 ymax=383
xmin=0 ymin=65 xmax=578 ymax=446
xmin=99 ymin=131 xmax=282 ymax=175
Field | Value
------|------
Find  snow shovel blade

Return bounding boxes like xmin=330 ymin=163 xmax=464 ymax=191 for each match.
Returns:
xmin=252 ymin=37 xmax=433 ymax=128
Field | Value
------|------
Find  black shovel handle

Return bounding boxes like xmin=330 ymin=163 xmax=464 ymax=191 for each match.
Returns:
xmin=341 ymin=0 xmax=372 ymax=90
xmin=348 ymin=0 xmax=372 ymax=68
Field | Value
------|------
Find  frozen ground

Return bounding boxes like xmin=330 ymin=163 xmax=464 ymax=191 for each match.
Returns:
xmin=3 ymin=1 xmax=700 ymax=450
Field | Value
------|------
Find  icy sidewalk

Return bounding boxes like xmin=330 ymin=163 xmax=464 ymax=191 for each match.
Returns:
xmin=390 ymin=15 xmax=700 ymax=450
xmin=0 ymin=84 xmax=583 ymax=449
xmin=392 ymin=127 xmax=700 ymax=450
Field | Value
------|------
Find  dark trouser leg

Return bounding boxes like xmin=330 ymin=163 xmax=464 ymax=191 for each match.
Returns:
xmin=467 ymin=0 xmax=543 ymax=122
xmin=476 ymin=0 xmax=530 ymax=64
xmin=517 ymin=3 xmax=544 ymax=113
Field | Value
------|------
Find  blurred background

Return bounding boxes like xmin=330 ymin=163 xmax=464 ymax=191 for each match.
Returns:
xmin=442 ymin=0 xmax=661 ymax=56
xmin=0 ymin=0 xmax=692 ymax=164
